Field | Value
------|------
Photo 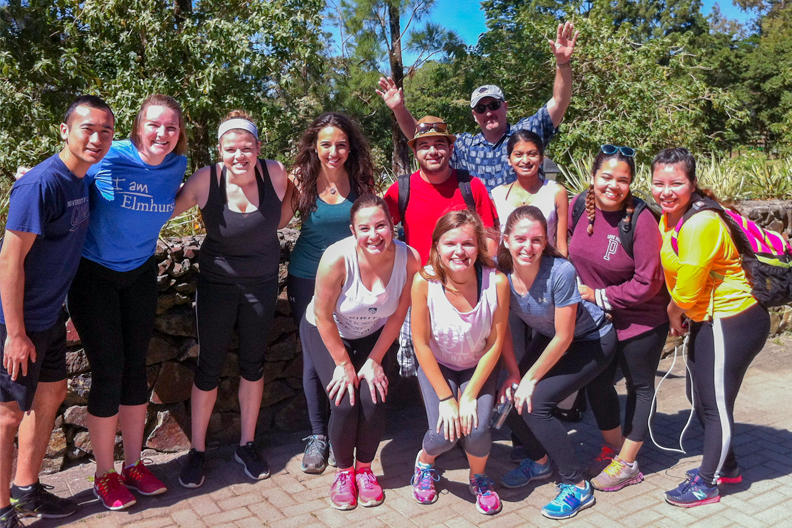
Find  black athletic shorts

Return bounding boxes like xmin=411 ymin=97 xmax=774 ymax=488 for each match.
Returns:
xmin=0 ymin=310 xmax=68 ymax=412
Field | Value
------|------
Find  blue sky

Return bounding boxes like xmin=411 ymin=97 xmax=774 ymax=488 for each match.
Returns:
xmin=324 ymin=0 xmax=757 ymax=60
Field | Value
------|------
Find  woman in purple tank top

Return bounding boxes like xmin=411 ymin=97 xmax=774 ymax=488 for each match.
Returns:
xmin=410 ymin=209 xmax=510 ymax=516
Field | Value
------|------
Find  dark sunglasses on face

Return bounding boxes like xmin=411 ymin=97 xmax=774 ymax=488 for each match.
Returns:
xmin=415 ymin=122 xmax=448 ymax=135
xmin=473 ymin=100 xmax=502 ymax=114
xmin=601 ymin=144 xmax=636 ymax=157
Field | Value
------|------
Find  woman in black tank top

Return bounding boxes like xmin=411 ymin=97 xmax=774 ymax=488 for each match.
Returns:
xmin=172 ymin=111 xmax=295 ymax=488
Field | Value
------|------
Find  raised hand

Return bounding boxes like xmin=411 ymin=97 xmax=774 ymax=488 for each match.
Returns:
xmin=548 ymin=21 xmax=579 ymax=65
xmin=375 ymin=76 xmax=404 ymax=110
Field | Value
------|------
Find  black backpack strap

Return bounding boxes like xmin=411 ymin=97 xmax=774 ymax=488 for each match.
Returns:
xmin=455 ymin=169 xmax=476 ymax=211
xmin=570 ymin=191 xmax=587 ymax=234
xmin=618 ymin=196 xmax=648 ymax=260
xmin=397 ymin=173 xmax=411 ymax=221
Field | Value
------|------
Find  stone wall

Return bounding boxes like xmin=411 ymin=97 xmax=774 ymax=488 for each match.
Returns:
xmin=41 ymin=200 xmax=792 ymax=473
xmin=45 ymin=229 xmax=302 ymax=474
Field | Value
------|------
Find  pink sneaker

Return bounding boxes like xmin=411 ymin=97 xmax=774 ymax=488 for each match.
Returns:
xmin=330 ymin=469 xmax=357 ymax=510
xmin=122 ymin=460 xmax=167 ymax=496
xmin=355 ymin=467 xmax=384 ymax=507
xmin=411 ymin=454 xmax=439 ymax=505
xmin=469 ymin=475 xmax=502 ymax=515
xmin=94 ymin=470 xmax=136 ymax=511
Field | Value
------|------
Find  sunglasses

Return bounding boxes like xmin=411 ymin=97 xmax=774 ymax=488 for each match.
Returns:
xmin=415 ymin=122 xmax=448 ymax=135
xmin=473 ymin=100 xmax=502 ymax=114
xmin=601 ymin=144 xmax=636 ymax=157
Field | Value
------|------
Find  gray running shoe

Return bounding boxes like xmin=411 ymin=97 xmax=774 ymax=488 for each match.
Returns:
xmin=301 ymin=435 xmax=329 ymax=474
xmin=591 ymin=456 xmax=643 ymax=491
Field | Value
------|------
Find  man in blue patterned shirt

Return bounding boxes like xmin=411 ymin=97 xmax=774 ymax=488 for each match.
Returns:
xmin=377 ymin=21 xmax=578 ymax=191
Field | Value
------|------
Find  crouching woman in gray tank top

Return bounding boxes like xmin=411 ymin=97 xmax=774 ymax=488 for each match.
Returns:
xmin=170 ymin=111 xmax=296 ymax=488
xmin=300 ymin=194 xmax=420 ymax=511
xmin=410 ymin=209 xmax=510 ymax=516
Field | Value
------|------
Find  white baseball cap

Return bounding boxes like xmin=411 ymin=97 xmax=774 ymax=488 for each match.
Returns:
xmin=470 ymin=85 xmax=505 ymax=108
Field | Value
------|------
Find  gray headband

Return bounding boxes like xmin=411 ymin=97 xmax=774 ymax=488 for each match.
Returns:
xmin=217 ymin=118 xmax=258 ymax=140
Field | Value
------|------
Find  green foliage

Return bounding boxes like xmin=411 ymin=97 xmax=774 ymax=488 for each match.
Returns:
xmin=0 ymin=0 xmax=325 ymax=178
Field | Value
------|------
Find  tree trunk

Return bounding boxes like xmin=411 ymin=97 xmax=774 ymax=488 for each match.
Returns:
xmin=387 ymin=2 xmax=411 ymax=176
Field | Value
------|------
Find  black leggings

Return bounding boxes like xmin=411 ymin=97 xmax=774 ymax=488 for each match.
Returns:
xmin=287 ymin=273 xmax=329 ymax=436
xmin=586 ymin=323 xmax=670 ymax=441
xmin=299 ymin=316 xmax=387 ymax=469
xmin=688 ymin=303 xmax=769 ymax=486
xmin=67 ymin=257 xmax=157 ymax=418
xmin=509 ymin=328 xmax=617 ymax=484
xmin=194 ymin=275 xmax=278 ymax=391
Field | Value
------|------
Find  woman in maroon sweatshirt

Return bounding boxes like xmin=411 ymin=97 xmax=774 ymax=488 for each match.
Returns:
xmin=567 ymin=145 xmax=669 ymax=492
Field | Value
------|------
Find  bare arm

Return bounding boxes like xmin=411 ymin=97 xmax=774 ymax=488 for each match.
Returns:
xmin=411 ymin=275 xmax=453 ymax=400
xmin=545 ymin=21 xmax=578 ymax=128
xmin=376 ymin=77 xmax=418 ymax=139
xmin=0 ymin=230 xmax=38 ymax=380
xmin=554 ymin=183 xmax=569 ymax=257
xmin=171 ymin=166 xmax=209 ymax=218
xmin=278 ymin=178 xmax=297 ymax=229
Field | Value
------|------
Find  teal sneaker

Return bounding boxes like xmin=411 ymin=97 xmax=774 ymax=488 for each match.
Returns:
xmin=541 ymin=481 xmax=595 ymax=520
xmin=501 ymin=458 xmax=552 ymax=488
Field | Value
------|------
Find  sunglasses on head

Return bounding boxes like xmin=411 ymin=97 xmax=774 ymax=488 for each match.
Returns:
xmin=473 ymin=100 xmax=502 ymax=114
xmin=415 ymin=122 xmax=448 ymax=135
xmin=601 ymin=145 xmax=636 ymax=157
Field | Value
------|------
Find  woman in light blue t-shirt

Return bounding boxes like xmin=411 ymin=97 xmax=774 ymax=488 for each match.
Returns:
xmin=496 ymin=205 xmax=616 ymax=521
xmin=66 ymin=95 xmax=188 ymax=511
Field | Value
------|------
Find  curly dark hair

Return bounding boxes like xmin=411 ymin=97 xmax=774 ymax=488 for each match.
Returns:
xmin=292 ymin=112 xmax=376 ymax=221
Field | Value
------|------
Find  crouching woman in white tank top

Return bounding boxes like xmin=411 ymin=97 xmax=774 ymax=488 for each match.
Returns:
xmin=300 ymin=194 xmax=420 ymax=511
xmin=409 ymin=209 xmax=510 ymax=516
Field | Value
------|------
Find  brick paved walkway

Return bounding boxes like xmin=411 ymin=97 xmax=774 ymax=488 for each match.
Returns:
xmin=22 ymin=335 xmax=792 ymax=527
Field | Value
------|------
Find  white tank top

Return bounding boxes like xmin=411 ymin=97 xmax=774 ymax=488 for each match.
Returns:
xmin=491 ymin=179 xmax=559 ymax=246
xmin=306 ymin=237 xmax=408 ymax=339
xmin=426 ymin=265 xmax=499 ymax=370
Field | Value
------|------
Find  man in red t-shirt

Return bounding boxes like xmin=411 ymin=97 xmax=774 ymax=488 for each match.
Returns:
xmin=384 ymin=116 xmax=498 ymax=377
xmin=383 ymin=116 xmax=498 ymax=264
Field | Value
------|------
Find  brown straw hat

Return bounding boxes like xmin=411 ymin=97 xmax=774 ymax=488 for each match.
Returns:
xmin=407 ymin=116 xmax=457 ymax=148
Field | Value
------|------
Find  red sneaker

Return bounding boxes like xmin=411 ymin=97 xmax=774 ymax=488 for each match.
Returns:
xmin=94 ymin=470 xmax=136 ymax=511
xmin=355 ymin=467 xmax=384 ymax=507
xmin=122 ymin=460 xmax=168 ymax=496
xmin=330 ymin=469 xmax=357 ymax=510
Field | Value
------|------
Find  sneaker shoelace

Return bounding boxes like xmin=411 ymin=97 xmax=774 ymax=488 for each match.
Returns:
xmin=470 ymin=475 xmax=496 ymax=496
xmin=553 ymin=483 xmax=579 ymax=506
xmin=302 ymin=436 xmax=327 ymax=458
xmin=412 ymin=467 xmax=439 ymax=490
xmin=334 ymin=470 xmax=354 ymax=488
xmin=357 ymin=469 xmax=378 ymax=489
xmin=97 ymin=471 xmax=125 ymax=493
xmin=603 ymin=458 xmax=627 ymax=477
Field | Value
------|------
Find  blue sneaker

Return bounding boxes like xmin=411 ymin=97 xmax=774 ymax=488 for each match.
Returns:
xmin=541 ymin=482 xmax=595 ymax=520
xmin=665 ymin=475 xmax=720 ymax=507
xmin=501 ymin=458 xmax=552 ymax=488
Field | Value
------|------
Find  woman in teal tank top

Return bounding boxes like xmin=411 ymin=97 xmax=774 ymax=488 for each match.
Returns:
xmin=284 ymin=112 xmax=377 ymax=474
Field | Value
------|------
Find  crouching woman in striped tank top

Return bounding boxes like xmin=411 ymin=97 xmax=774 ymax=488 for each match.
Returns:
xmin=410 ymin=209 xmax=510 ymax=516
xmin=300 ymin=194 xmax=420 ymax=510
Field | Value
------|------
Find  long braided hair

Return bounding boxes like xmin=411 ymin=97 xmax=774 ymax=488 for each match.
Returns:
xmin=585 ymin=150 xmax=636 ymax=235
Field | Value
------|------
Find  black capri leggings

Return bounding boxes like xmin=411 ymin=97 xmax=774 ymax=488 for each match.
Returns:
xmin=287 ymin=273 xmax=329 ymax=437
xmin=586 ymin=323 xmax=670 ymax=441
xmin=67 ymin=257 xmax=158 ymax=418
xmin=510 ymin=328 xmax=617 ymax=484
xmin=194 ymin=274 xmax=278 ymax=391
xmin=299 ymin=315 xmax=387 ymax=469
xmin=689 ymin=303 xmax=769 ymax=486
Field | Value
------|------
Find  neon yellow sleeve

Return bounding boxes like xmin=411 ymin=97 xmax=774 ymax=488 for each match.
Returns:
xmin=671 ymin=212 xmax=727 ymax=310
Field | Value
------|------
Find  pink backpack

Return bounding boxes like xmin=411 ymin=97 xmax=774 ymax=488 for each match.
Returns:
xmin=671 ymin=193 xmax=792 ymax=307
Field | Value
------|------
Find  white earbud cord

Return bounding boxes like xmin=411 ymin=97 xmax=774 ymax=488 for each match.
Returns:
xmin=648 ymin=332 xmax=695 ymax=454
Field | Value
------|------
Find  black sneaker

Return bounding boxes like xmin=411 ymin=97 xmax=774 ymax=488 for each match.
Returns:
xmin=0 ymin=506 xmax=21 ymax=528
xmin=235 ymin=442 xmax=270 ymax=480
xmin=179 ymin=449 xmax=206 ymax=488
xmin=301 ymin=435 xmax=329 ymax=474
xmin=10 ymin=481 xmax=77 ymax=519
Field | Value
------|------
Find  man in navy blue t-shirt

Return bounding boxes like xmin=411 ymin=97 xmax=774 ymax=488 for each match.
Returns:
xmin=0 ymin=95 xmax=114 ymax=524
